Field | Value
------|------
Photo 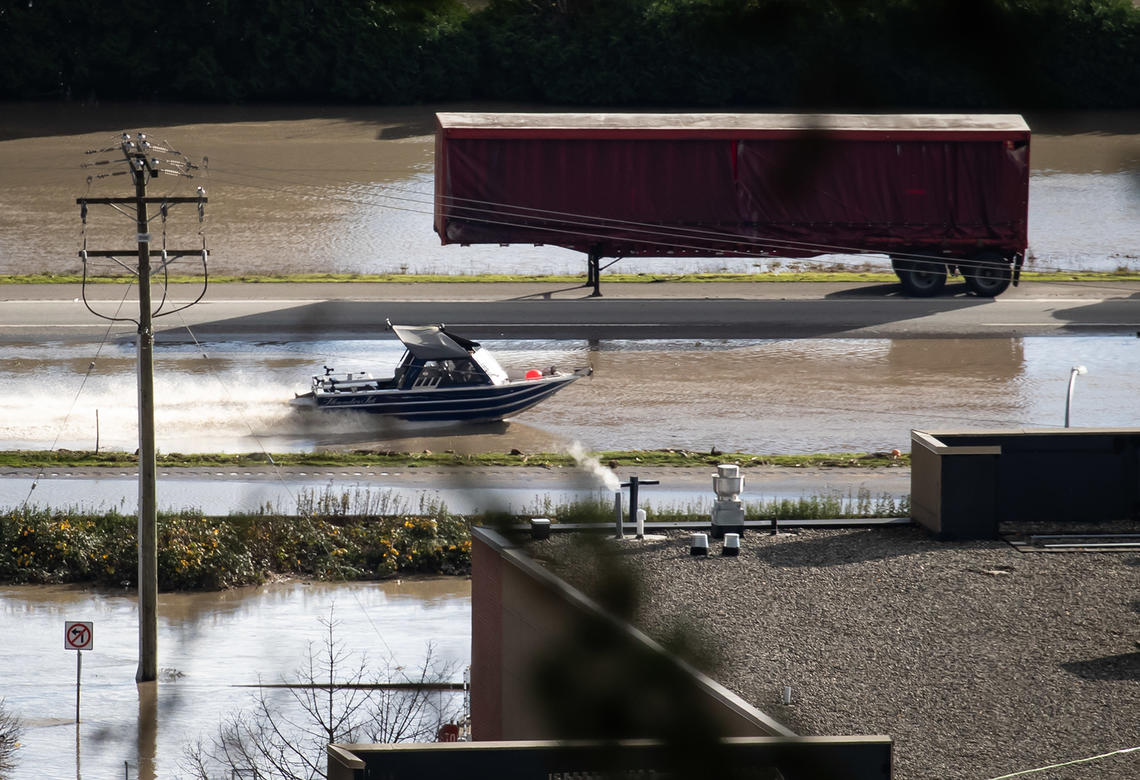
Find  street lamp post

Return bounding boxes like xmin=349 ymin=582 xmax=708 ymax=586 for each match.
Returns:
xmin=1065 ymin=365 xmax=1088 ymax=428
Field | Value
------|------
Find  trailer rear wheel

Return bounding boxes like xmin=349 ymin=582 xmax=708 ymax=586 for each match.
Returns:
xmin=893 ymin=258 xmax=947 ymax=297
xmin=963 ymin=254 xmax=1013 ymax=297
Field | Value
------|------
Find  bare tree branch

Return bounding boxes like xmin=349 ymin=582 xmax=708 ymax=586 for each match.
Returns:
xmin=180 ymin=611 xmax=463 ymax=780
xmin=0 ymin=699 xmax=25 ymax=777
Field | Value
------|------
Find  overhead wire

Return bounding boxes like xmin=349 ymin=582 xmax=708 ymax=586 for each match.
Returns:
xmin=61 ymin=154 xmax=411 ymax=654
xmin=88 ymin=160 xmax=1114 ymax=478
xmin=65 ymin=151 xmax=1139 ymax=301
xmin=167 ymin=286 xmax=405 ymax=657
xmin=41 ymin=152 xmax=1122 ymax=489
xmin=20 ymin=281 xmax=136 ymax=511
xmin=202 ymin=161 xmax=1135 ymax=284
xmin=201 ymin=162 xmax=1030 ymax=273
xmin=986 ymin=745 xmax=1139 ymax=779
xmin=202 ymin=164 xmax=970 ymax=270
xmin=17 ymin=123 xmax=1128 ymax=278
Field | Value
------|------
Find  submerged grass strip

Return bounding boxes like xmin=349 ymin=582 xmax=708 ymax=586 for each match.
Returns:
xmin=0 ymin=449 xmax=909 ymax=469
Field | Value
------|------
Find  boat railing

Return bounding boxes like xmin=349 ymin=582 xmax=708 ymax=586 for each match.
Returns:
xmin=312 ymin=372 xmax=378 ymax=392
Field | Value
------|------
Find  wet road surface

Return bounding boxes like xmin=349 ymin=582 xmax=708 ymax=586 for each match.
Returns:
xmin=4 ymin=280 xmax=1140 ymax=343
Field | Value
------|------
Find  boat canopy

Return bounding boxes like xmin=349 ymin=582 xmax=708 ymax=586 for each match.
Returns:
xmin=391 ymin=324 xmax=481 ymax=360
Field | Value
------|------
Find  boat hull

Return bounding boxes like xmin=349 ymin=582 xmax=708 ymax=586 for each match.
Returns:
xmin=292 ymin=374 xmax=582 ymax=422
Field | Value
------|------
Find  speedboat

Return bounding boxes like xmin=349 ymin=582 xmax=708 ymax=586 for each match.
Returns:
xmin=290 ymin=323 xmax=590 ymax=422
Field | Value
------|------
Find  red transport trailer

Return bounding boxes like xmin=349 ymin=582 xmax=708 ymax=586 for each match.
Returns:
xmin=434 ymin=113 xmax=1030 ymax=297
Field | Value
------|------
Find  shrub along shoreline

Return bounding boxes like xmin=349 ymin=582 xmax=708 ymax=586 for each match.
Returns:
xmin=2 ymin=449 xmax=910 ymax=588
xmin=2 ymin=506 xmax=473 ymax=590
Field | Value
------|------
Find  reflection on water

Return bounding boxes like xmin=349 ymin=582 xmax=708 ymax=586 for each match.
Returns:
xmin=885 ymin=338 xmax=1025 ymax=382
xmin=3 ymin=336 xmax=1140 ymax=456
xmin=0 ymin=105 xmax=1137 ymax=278
xmin=535 ymin=336 xmax=1140 ymax=453
xmin=1026 ymin=172 xmax=1140 ymax=270
xmin=0 ymin=579 xmax=470 ymax=779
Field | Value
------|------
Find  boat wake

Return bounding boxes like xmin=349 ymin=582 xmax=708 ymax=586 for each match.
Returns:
xmin=0 ymin=373 xmax=298 ymax=453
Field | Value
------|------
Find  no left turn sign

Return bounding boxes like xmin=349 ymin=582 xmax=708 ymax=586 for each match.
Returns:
xmin=65 ymin=621 xmax=93 ymax=651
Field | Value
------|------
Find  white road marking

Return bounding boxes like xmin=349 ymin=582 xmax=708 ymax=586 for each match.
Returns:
xmin=984 ymin=323 xmax=1140 ymax=327
xmin=995 ymin=299 xmax=1111 ymax=304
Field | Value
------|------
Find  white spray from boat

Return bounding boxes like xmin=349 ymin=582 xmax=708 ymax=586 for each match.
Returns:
xmin=0 ymin=372 xmax=297 ymax=452
xmin=566 ymin=441 xmax=621 ymax=492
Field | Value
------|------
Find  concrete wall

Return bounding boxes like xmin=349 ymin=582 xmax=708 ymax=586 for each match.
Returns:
xmin=329 ymin=737 xmax=894 ymax=780
xmin=911 ymin=427 xmax=1140 ymax=539
xmin=470 ymin=526 xmax=794 ymax=742
xmin=910 ymin=431 xmax=1001 ymax=539
xmin=329 ymin=528 xmax=894 ymax=779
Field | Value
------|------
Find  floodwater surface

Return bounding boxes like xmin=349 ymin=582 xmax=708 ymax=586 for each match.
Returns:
xmin=1 ymin=105 xmax=1138 ymax=780
xmin=0 ymin=578 xmax=471 ymax=780
xmin=0 ymin=105 xmax=1137 ymax=278
xmin=0 ymin=336 xmax=1135 ymax=458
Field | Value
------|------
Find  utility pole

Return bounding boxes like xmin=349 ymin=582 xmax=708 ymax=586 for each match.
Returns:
xmin=77 ymin=132 xmax=208 ymax=683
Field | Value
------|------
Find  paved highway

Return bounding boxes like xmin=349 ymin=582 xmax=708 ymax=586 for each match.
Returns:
xmin=3 ymin=280 xmax=1139 ymax=343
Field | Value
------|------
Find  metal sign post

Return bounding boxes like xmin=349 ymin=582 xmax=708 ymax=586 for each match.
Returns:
xmin=620 ymin=476 xmax=660 ymax=539
xmin=65 ymin=621 xmax=93 ymax=723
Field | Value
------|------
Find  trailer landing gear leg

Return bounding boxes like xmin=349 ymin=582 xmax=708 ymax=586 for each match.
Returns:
xmin=586 ymin=249 xmax=602 ymax=297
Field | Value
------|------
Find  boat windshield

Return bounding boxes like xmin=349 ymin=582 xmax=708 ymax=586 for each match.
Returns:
xmin=470 ymin=347 xmax=509 ymax=385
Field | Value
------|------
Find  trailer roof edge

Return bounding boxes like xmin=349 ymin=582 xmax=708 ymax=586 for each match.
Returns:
xmin=435 ymin=112 xmax=1030 ymax=135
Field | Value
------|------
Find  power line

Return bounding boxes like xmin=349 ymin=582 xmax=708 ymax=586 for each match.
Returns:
xmin=200 ymin=164 xmax=1132 ymax=286
xmin=12 ymin=131 xmax=1131 ymax=286
xmin=20 ymin=282 xmax=136 ymax=511
xmin=987 ymin=745 xmax=1139 ymax=779
xmin=206 ymin=165 xmax=970 ymax=266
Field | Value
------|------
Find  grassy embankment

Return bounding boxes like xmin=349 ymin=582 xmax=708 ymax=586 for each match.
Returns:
xmin=2 ymin=271 xmax=1139 ymax=285
xmin=2 ymin=448 xmax=909 ymax=589
xmin=0 ymin=448 xmax=907 ymax=469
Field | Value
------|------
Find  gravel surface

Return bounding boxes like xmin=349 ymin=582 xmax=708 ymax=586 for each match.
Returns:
xmin=535 ymin=527 xmax=1139 ymax=780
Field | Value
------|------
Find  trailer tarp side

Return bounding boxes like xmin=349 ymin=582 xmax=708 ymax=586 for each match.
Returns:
xmin=434 ymin=113 xmax=1030 ymax=297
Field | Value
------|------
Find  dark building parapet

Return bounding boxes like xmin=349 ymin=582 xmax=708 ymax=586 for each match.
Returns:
xmin=912 ymin=427 xmax=1140 ymax=539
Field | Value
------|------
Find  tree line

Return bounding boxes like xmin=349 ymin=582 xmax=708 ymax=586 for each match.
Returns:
xmin=0 ymin=0 xmax=1136 ymax=109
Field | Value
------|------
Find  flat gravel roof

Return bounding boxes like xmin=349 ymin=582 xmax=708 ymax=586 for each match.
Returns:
xmin=535 ymin=526 xmax=1139 ymax=779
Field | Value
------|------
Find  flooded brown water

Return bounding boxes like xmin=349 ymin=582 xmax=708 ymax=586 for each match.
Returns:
xmin=1 ymin=335 xmax=1135 ymax=457
xmin=1 ymin=105 xmax=1137 ymax=780
xmin=0 ymin=104 xmax=1137 ymax=278
xmin=0 ymin=578 xmax=470 ymax=779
